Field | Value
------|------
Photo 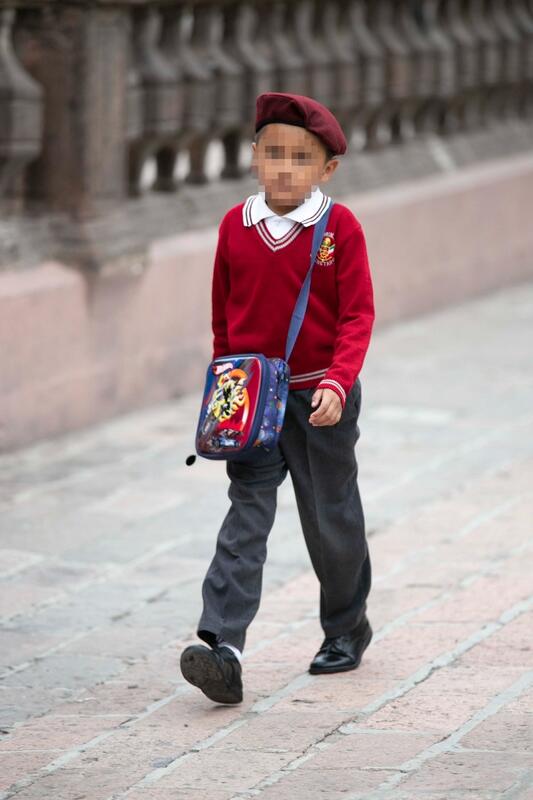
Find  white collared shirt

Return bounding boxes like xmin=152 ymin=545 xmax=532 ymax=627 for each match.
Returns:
xmin=242 ymin=187 xmax=331 ymax=240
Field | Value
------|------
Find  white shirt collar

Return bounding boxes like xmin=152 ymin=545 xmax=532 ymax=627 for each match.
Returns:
xmin=242 ymin=187 xmax=331 ymax=228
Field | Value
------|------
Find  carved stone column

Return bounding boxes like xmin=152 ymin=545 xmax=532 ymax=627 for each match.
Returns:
xmin=419 ymin=0 xmax=456 ymax=133
xmin=14 ymin=4 xmax=130 ymax=218
xmin=321 ymin=0 xmax=360 ymax=140
xmin=465 ymin=0 xmax=501 ymax=124
xmin=441 ymin=0 xmax=480 ymax=129
xmin=511 ymin=0 xmax=533 ymax=116
xmin=398 ymin=0 xmax=437 ymax=134
xmin=289 ymin=0 xmax=333 ymax=107
xmin=180 ymin=2 xmax=243 ymax=183
xmin=266 ymin=1 xmax=307 ymax=95
xmin=221 ymin=1 xmax=273 ymax=169
xmin=153 ymin=5 xmax=185 ymax=192
xmin=369 ymin=0 xmax=412 ymax=144
xmin=212 ymin=2 xmax=246 ymax=179
xmin=128 ymin=7 xmax=182 ymax=194
xmin=348 ymin=0 xmax=385 ymax=149
xmin=178 ymin=2 xmax=217 ymax=185
xmin=487 ymin=0 xmax=521 ymax=118
xmin=0 ymin=7 xmax=43 ymax=209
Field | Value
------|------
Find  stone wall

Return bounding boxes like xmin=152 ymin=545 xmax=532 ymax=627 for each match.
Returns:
xmin=2 ymin=149 xmax=533 ymax=452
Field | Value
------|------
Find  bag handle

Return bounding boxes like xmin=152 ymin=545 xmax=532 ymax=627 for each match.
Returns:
xmin=284 ymin=200 xmax=334 ymax=363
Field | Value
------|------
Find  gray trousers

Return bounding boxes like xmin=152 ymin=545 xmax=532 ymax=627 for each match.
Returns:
xmin=197 ymin=378 xmax=371 ymax=652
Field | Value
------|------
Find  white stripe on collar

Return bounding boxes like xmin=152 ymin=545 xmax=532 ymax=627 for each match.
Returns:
xmin=242 ymin=187 xmax=331 ymax=228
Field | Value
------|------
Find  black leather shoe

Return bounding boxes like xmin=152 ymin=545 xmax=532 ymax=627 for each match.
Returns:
xmin=180 ymin=644 xmax=243 ymax=704
xmin=309 ymin=616 xmax=373 ymax=675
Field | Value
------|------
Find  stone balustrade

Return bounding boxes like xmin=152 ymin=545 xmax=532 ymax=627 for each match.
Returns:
xmin=1 ymin=0 xmax=533 ymax=271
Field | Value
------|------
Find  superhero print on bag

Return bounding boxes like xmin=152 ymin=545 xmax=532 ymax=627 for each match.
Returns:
xmin=196 ymin=356 xmax=290 ymax=457
xmin=199 ymin=364 xmax=256 ymax=452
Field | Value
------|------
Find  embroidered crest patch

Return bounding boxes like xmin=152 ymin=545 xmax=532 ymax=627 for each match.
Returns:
xmin=315 ymin=232 xmax=335 ymax=266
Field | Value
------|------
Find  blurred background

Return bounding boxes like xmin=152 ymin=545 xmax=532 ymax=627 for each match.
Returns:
xmin=1 ymin=0 xmax=533 ymax=450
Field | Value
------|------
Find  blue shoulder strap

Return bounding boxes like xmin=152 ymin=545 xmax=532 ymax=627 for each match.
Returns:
xmin=284 ymin=200 xmax=334 ymax=363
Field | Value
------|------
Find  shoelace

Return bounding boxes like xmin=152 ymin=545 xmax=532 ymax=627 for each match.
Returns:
xmin=318 ymin=624 xmax=370 ymax=657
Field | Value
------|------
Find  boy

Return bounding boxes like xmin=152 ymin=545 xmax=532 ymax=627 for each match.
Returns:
xmin=180 ymin=92 xmax=375 ymax=704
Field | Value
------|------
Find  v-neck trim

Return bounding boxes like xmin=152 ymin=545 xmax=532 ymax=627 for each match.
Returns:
xmin=254 ymin=219 xmax=304 ymax=252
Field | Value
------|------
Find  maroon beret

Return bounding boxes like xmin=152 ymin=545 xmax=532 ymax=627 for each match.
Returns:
xmin=255 ymin=92 xmax=347 ymax=156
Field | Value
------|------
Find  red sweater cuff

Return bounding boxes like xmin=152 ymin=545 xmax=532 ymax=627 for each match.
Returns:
xmin=317 ymin=379 xmax=346 ymax=409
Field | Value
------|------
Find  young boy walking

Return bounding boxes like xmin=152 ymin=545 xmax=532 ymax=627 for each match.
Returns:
xmin=180 ymin=92 xmax=375 ymax=704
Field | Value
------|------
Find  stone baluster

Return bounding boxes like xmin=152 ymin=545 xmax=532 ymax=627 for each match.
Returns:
xmin=154 ymin=5 xmax=185 ymax=192
xmin=488 ymin=0 xmax=522 ymax=118
xmin=321 ymin=0 xmax=360 ymax=141
xmin=419 ymin=0 xmax=456 ymax=133
xmin=177 ymin=2 xmax=216 ymax=185
xmin=398 ymin=0 xmax=437 ymax=134
xmin=126 ymin=12 xmax=144 ymax=170
xmin=182 ymin=2 xmax=220 ymax=184
xmin=251 ymin=0 xmax=281 ymax=94
xmin=221 ymin=0 xmax=273 ymax=142
xmin=216 ymin=1 xmax=248 ymax=179
xmin=128 ymin=7 xmax=181 ymax=195
xmin=266 ymin=0 xmax=307 ymax=95
xmin=510 ymin=0 xmax=533 ymax=116
xmin=13 ymin=4 xmax=130 ymax=224
xmin=0 ymin=7 xmax=43 ymax=207
xmin=369 ymin=0 xmax=412 ymax=144
xmin=289 ymin=0 xmax=333 ymax=107
xmin=348 ymin=0 xmax=385 ymax=149
xmin=440 ymin=0 xmax=479 ymax=129
xmin=464 ymin=0 xmax=501 ymax=124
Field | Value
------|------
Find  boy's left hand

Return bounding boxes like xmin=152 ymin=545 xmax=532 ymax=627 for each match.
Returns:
xmin=309 ymin=388 xmax=342 ymax=426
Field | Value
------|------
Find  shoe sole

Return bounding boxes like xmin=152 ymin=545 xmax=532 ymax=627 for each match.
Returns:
xmin=309 ymin=623 xmax=373 ymax=675
xmin=180 ymin=646 xmax=243 ymax=704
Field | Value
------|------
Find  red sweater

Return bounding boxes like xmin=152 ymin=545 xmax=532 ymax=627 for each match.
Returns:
xmin=211 ymin=201 xmax=375 ymax=408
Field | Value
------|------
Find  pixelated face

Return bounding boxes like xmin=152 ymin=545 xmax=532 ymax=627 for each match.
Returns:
xmin=251 ymin=123 xmax=338 ymax=212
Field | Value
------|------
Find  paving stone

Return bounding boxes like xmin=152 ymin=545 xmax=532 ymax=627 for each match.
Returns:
xmin=246 ymin=764 xmax=394 ymax=798
xmin=459 ymin=708 xmax=533 ymax=752
xmin=0 ymin=628 xmax=63 ymax=674
xmin=506 ymin=687 xmax=533 ymax=715
xmin=362 ymin=620 xmax=484 ymax=681
xmin=460 ymin=614 xmax=533 ymax=670
xmin=59 ymin=623 xmax=173 ymax=660
xmin=0 ymin=550 xmax=43 ymax=579
xmin=153 ymin=748 xmax=303 ymax=791
xmin=211 ymin=710 xmax=349 ymax=753
xmin=391 ymin=792 xmax=501 ymax=800
xmin=397 ymin=750 xmax=533 ymax=793
xmin=0 ymin=750 xmax=60 ymax=793
xmin=0 ymin=685 xmax=75 ymax=729
xmin=273 ymin=674 xmax=393 ymax=714
xmin=303 ymin=729 xmax=436 ymax=771
xmin=363 ymin=662 xmax=520 ymax=734
xmin=0 ymin=714 xmax=124 ymax=754
xmin=242 ymin=662 xmax=312 ymax=699
xmin=0 ymin=506 xmax=125 ymax=559
xmin=0 ymin=583 xmax=61 ymax=621
xmin=46 ymin=678 xmax=177 ymax=722
xmin=413 ymin=569 xmax=532 ymax=626
xmin=129 ymin=699 xmax=245 ymax=751
xmin=125 ymin=790 xmax=233 ymax=800
xmin=0 ymin=654 xmax=123 ymax=693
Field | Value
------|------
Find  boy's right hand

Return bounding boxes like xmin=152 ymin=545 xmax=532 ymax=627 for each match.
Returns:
xmin=309 ymin=388 xmax=342 ymax=427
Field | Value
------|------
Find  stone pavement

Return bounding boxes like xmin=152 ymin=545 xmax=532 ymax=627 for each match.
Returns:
xmin=0 ymin=280 xmax=532 ymax=800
